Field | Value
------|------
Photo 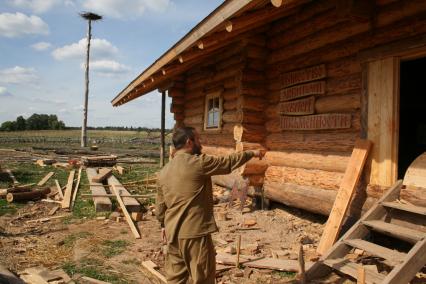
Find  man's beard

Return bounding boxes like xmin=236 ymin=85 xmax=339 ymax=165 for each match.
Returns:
xmin=191 ymin=144 xmax=202 ymax=155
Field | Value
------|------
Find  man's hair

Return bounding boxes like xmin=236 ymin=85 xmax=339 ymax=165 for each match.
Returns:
xmin=172 ymin=127 xmax=195 ymax=150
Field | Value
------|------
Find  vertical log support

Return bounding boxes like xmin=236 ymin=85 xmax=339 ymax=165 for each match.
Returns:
xmin=160 ymin=90 xmax=166 ymax=167
xmin=168 ymin=78 xmax=185 ymax=128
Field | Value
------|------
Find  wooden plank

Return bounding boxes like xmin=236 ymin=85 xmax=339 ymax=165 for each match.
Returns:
xmin=367 ymin=57 xmax=399 ymax=187
xmin=80 ymin=276 xmax=111 ymax=284
xmin=403 ymin=152 xmax=426 ymax=188
xmin=362 ymin=220 xmax=425 ymax=244
xmin=61 ymin=170 xmax=75 ymax=209
xmin=281 ymin=64 xmax=326 ymax=88
xmin=54 ymin=179 xmax=64 ymax=199
xmin=37 ymin=172 xmax=54 ymax=186
xmin=48 ymin=206 xmax=60 ymax=216
xmin=86 ymin=168 xmax=112 ymax=212
xmin=91 ymin=168 xmax=112 ymax=183
xmin=81 ymin=193 xmax=155 ymax=198
xmin=280 ymin=113 xmax=352 ymax=130
xmin=357 ymin=266 xmax=365 ymax=284
xmin=107 ymin=175 xmax=141 ymax=212
xmin=317 ymin=139 xmax=371 ymax=255
xmin=323 ymin=258 xmax=385 ymax=284
xmin=344 ymin=239 xmax=406 ymax=266
xmin=71 ymin=167 xmax=82 ymax=209
xmin=279 ymin=96 xmax=315 ymax=115
xmin=111 ymin=184 xmax=141 ymax=239
xmin=280 ymin=81 xmax=325 ymax=101
xmin=160 ymin=91 xmax=166 ymax=167
xmin=382 ymin=238 xmax=426 ymax=284
xmin=381 ymin=201 xmax=426 ymax=215
xmin=141 ymin=261 xmax=166 ymax=283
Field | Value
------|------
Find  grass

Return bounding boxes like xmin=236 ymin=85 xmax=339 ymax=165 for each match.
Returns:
xmin=63 ymin=231 xmax=93 ymax=247
xmin=0 ymin=199 xmax=23 ymax=216
xmin=273 ymin=271 xmax=297 ymax=279
xmin=62 ymin=258 xmax=130 ymax=284
xmin=0 ymin=129 xmax=159 ymax=139
xmin=101 ymin=240 xmax=129 ymax=257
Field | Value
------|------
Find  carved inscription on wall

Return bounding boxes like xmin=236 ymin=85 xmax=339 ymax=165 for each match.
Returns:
xmin=280 ymin=113 xmax=352 ymax=130
xmin=281 ymin=64 xmax=326 ymax=88
xmin=280 ymin=96 xmax=315 ymax=115
xmin=280 ymin=81 xmax=325 ymax=101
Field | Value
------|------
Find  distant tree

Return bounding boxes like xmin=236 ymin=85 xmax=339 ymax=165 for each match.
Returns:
xmin=16 ymin=116 xmax=26 ymax=130
xmin=1 ymin=121 xmax=17 ymax=131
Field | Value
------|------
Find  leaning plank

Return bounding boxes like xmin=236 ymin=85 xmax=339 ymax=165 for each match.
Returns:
xmin=111 ymin=185 xmax=141 ymax=239
xmin=71 ymin=167 xmax=82 ymax=209
xmin=317 ymin=139 xmax=372 ymax=255
xmin=91 ymin=168 xmax=112 ymax=183
xmin=54 ymin=179 xmax=64 ymax=199
xmin=107 ymin=175 xmax=141 ymax=212
xmin=61 ymin=170 xmax=75 ymax=209
xmin=141 ymin=261 xmax=167 ymax=284
xmin=86 ymin=168 xmax=112 ymax=212
xmin=37 ymin=172 xmax=55 ymax=186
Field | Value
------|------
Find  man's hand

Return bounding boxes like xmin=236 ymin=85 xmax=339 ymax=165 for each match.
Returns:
xmin=252 ymin=150 xmax=266 ymax=160
xmin=161 ymin=228 xmax=167 ymax=244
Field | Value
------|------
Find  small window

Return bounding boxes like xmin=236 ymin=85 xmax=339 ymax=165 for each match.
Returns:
xmin=204 ymin=92 xmax=222 ymax=130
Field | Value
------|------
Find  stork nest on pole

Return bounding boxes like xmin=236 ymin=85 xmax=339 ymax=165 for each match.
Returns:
xmin=79 ymin=12 xmax=102 ymax=21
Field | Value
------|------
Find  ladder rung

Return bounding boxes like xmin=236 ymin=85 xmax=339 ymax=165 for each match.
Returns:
xmin=344 ymin=239 xmax=406 ymax=266
xmin=324 ymin=258 xmax=385 ymax=284
xmin=381 ymin=201 xmax=426 ymax=215
xmin=362 ymin=220 xmax=425 ymax=244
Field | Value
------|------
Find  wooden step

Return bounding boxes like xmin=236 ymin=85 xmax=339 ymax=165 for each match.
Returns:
xmin=381 ymin=201 xmax=426 ymax=215
xmin=344 ymin=239 xmax=406 ymax=266
xmin=362 ymin=220 xmax=425 ymax=244
xmin=324 ymin=258 xmax=385 ymax=284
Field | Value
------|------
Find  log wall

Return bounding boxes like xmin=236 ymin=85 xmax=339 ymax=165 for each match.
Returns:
xmin=262 ymin=0 xmax=426 ymax=213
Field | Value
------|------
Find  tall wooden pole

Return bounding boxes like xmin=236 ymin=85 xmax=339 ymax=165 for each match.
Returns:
xmin=81 ymin=19 xmax=92 ymax=147
xmin=160 ymin=91 xmax=166 ymax=167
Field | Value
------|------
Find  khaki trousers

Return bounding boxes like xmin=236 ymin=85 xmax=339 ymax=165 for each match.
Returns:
xmin=165 ymin=234 xmax=216 ymax=284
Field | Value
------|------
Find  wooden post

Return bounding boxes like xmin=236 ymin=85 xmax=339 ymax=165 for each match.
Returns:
xmin=81 ymin=18 xmax=91 ymax=148
xmin=160 ymin=90 xmax=166 ymax=167
xmin=236 ymin=234 xmax=242 ymax=268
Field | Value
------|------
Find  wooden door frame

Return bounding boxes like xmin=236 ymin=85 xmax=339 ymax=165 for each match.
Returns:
xmin=361 ymin=41 xmax=426 ymax=187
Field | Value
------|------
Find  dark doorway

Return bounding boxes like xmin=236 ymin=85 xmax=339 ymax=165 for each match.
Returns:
xmin=398 ymin=57 xmax=426 ymax=178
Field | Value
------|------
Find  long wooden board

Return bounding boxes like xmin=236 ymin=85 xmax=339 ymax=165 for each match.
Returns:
xmin=54 ymin=179 xmax=64 ymax=199
xmin=86 ymin=168 xmax=112 ymax=212
xmin=71 ymin=167 xmax=82 ymax=209
xmin=61 ymin=170 xmax=75 ymax=209
xmin=37 ymin=172 xmax=54 ymax=186
xmin=107 ymin=175 xmax=141 ymax=212
xmin=317 ymin=139 xmax=372 ymax=255
xmin=280 ymin=113 xmax=352 ymax=130
xmin=111 ymin=185 xmax=141 ymax=239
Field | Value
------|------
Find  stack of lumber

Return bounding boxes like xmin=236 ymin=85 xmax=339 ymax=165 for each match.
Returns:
xmin=86 ymin=168 xmax=112 ymax=212
xmin=81 ymin=155 xmax=117 ymax=167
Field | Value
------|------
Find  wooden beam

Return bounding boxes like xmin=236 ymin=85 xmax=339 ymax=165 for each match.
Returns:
xmin=160 ymin=91 xmax=166 ymax=167
xmin=37 ymin=172 xmax=54 ymax=186
xmin=55 ymin=179 xmax=64 ymax=199
xmin=317 ymin=139 xmax=372 ymax=255
xmin=111 ymin=185 xmax=141 ymax=239
xmin=107 ymin=175 xmax=141 ymax=212
xmin=71 ymin=167 xmax=82 ymax=209
xmin=141 ymin=261 xmax=167 ymax=283
xmin=61 ymin=170 xmax=75 ymax=209
xmin=86 ymin=168 xmax=112 ymax=212
xmin=91 ymin=168 xmax=112 ymax=183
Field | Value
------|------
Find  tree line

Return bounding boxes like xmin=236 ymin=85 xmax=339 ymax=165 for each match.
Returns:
xmin=1 ymin=114 xmax=66 ymax=131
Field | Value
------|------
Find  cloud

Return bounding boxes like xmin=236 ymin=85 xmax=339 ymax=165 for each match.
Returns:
xmin=82 ymin=0 xmax=171 ymax=19
xmin=0 ymin=12 xmax=49 ymax=37
xmin=52 ymin=38 xmax=119 ymax=60
xmin=31 ymin=97 xmax=66 ymax=106
xmin=7 ymin=0 xmax=60 ymax=14
xmin=0 ymin=87 xmax=13 ymax=97
xmin=0 ymin=66 xmax=39 ymax=85
xmin=82 ymin=60 xmax=130 ymax=76
xmin=31 ymin=41 xmax=52 ymax=51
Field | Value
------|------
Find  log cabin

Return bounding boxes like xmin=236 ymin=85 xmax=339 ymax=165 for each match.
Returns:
xmin=112 ymin=0 xmax=426 ymax=216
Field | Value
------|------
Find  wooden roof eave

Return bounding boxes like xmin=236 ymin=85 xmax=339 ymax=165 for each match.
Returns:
xmin=111 ymin=0 xmax=256 ymax=106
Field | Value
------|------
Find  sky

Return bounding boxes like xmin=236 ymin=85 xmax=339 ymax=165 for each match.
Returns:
xmin=0 ymin=0 xmax=222 ymax=128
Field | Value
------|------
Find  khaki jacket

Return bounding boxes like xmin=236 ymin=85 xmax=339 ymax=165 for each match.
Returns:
xmin=156 ymin=150 xmax=254 ymax=243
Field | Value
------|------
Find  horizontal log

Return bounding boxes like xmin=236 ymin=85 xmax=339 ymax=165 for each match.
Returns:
xmin=201 ymin=134 xmax=236 ymax=147
xmin=245 ymin=45 xmax=268 ymax=59
xmin=183 ymin=115 xmax=203 ymax=125
xmin=326 ymin=73 xmax=361 ymax=96
xmin=237 ymin=96 xmax=267 ymax=112
xmin=264 ymin=150 xmax=350 ymax=173
xmin=172 ymin=96 xmax=185 ymax=105
xmin=202 ymin=145 xmax=235 ymax=156
xmin=168 ymin=89 xmax=184 ymax=97
xmin=223 ymin=99 xmax=237 ymax=111
xmin=222 ymin=88 xmax=239 ymax=100
xmin=237 ymin=159 xmax=268 ymax=176
xmin=234 ymin=124 xmax=266 ymax=143
xmin=264 ymin=181 xmax=376 ymax=216
xmin=265 ymin=165 xmax=342 ymax=190
xmin=235 ymin=142 xmax=267 ymax=152
xmin=170 ymin=103 xmax=184 ymax=114
xmin=6 ymin=187 xmax=51 ymax=203
xmin=174 ymin=112 xmax=184 ymax=121
xmin=238 ymin=82 xmax=266 ymax=97
xmin=265 ymin=131 xmax=358 ymax=152
xmin=222 ymin=110 xmax=265 ymax=125
xmin=212 ymin=171 xmax=246 ymax=189
xmin=315 ymin=92 xmax=360 ymax=113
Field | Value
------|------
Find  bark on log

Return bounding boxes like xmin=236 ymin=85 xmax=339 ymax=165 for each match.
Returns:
xmin=223 ymin=110 xmax=265 ymax=125
xmin=265 ymin=165 xmax=343 ymax=190
xmin=264 ymin=150 xmax=350 ymax=173
xmin=6 ymin=187 xmax=51 ymax=203
xmin=234 ymin=124 xmax=266 ymax=143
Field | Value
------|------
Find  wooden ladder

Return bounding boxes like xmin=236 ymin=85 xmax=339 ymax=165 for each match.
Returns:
xmin=306 ymin=180 xmax=426 ymax=284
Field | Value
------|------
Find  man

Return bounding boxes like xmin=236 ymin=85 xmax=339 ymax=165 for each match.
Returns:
xmin=156 ymin=126 xmax=265 ymax=284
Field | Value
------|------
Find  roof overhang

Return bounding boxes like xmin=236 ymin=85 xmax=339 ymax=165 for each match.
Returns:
xmin=111 ymin=0 xmax=308 ymax=106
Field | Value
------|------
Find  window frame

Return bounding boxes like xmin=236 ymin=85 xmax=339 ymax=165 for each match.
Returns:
xmin=203 ymin=91 xmax=223 ymax=131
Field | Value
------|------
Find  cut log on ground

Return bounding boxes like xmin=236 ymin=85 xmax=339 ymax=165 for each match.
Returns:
xmin=6 ymin=187 xmax=51 ymax=203
xmin=86 ymin=168 xmax=112 ymax=212
xmin=37 ymin=172 xmax=54 ymax=186
xmin=111 ymin=185 xmax=141 ymax=239
xmin=81 ymin=155 xmax=117 ymax=167
xmin=107 ymin=175 xmax=141 ymax=212
xmin=61 ymin=170 xmax=75 ymax=209
xmin=91 ymin=168 xmax=112 ymax=183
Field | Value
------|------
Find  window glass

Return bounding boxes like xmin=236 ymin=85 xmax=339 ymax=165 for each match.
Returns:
xmin=206 ymin=95 xmax=221 ymax=129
